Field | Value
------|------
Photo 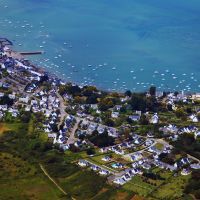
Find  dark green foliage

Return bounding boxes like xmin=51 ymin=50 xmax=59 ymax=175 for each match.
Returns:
xmin=88 ymin=131 xmax=114 ymax=148
xmin=146 ymin=96 xmax=159 ymax=112
xmin=175 ymin=108 xmax=187 ymax=119
xmin=143 ymin=172 xmax=165 ymax=180
xmin=129 ymin=93 xmax=147 ymax=112
xmin=149 ymin=86 xmax=156 ymax=96
xmin=172 ymin=133 xmax=200 ymax=159
xmin=0 ymin=95 xmax=14 ymax=106
xmin=50 ymin=123 xmax=58 ymax=132
xmin=104 ymin=118 xmax=115 ymax=127
xmin=82 ymin=86 xmax=97 ymax=97
xmin=59 ymin=83 xmax=81 ymax=96
xmin=185 ymin=170 xmax=200 ymax=199
xmin=99 ymin=98 xmax=114 ymax=111
xmin=86 ymin=148 xmax=95 ymax=155
xmin=140 ymin=114 xmax=149 ymax=125
xmin=159 ymin=153 xmax=175 ymax=165
xmin=20 ymin=111 xmax=32 ymax=123
xmin=86 ymin=94 xmax=98 ymax=104
xmin=167 ymin=104 xmax=173 ymax=111
xmin=125 ymin=90 xmax=132 ymax=97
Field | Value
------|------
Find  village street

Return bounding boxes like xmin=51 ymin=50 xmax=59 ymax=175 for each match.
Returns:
xmin=56 ymin=91 xmax=67 ymax=128
xmin=67 ymin=118 xmax=80 ymax=145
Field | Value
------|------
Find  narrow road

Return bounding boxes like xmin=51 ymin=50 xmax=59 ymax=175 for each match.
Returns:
xmin=56 ymin=91 xmax=67 ymax=128
xmin=67 ymin=119 xmax=80 ymax=145
xmin=56 ymin=90 xmax=81 ymax=145
xmin=187 ymin=154 xmax=200 ymax=163
xmin=123 ymin=140 xmax=157 ymax=160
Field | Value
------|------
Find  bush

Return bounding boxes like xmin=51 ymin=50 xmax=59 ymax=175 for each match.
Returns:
xmin=86 ymin=148 xmax=95 ymax=155
xmin=88 ymin=131 xmax=114 ymax=148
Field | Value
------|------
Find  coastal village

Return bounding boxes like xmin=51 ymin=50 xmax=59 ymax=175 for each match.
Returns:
xmin=0 ymin=41 xmax=200 ymax=199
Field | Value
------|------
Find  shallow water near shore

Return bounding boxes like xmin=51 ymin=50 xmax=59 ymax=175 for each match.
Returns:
xmin=0 ymin=0 xmax=200 ymax=92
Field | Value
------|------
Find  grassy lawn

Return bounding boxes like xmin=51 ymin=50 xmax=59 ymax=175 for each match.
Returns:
xmin=57 ymin=169 xmax=109 ymax=200
xmin=0 ymin=122 xmax=23 ymax=134
xmin=93 ymin=188 xmax=133 ymax=200
xmin=28 ymin=118 xmax=34 ymax=135
xmin=123 ymin=176 xmax=155 ymax=197
xmin=64 ymin=150 xmax=88 ymax=162
xmin=0 ymin=152 xmax=62 ymax=200
xmin=43 ymin=153 xmax=118 ymax=200
xmin=88 ymin=154 xmax=112 ymax=165
xmin=0 ymin=176 xmax=63 ymax=200
xmin=111 ymin=153 xmax=132 ymax=165
xmin=0 ymin=123 xmax=10 ymax=134
xmin=151 ymin=173 xmax=191 ymax=199
xmin=154 ymin=143 xmax=164 ymax=151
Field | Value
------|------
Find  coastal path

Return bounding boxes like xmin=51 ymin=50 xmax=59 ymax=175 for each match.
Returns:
xmin=40 ymin=164 xmax=77 ymax=200
xmin=39 ymin=164 xmax=67 ymax=195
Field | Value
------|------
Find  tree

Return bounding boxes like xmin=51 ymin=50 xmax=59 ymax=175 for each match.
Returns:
xmin=146 ymin=96 xmax=158 ymax=112
xmin=167 ymin=104 xmax=173 ymax=111
xmin=59 ymin=84 xmax=81 ymax=96
xmin=99 ymin=98 xmax=114 ymax=111
xmin=129 ymin=93 xmax=147 ymax=112
xmin=174 ymin=91 xmax=179 ymax=96
xmin=0 ymin=95 xmax=14 ymax=106
xmin=104 ymin=118 xmax=115 ymax=127
xmin=125 ymin=90 xmax=132 ymax=97
xmin=175 ymin=108 xmax=186 ymax=119
xmin=82 ymin=86 xmax=97 ymax=97
xmin=162 ymin=91 xmax=167 ymax=98
xmin=51 ymin=123 xmax=58 ymax=132
xmin=149 ymin=86 xmax=156 ymax=96
xmin=186 ymin=107 xmax=192 ymax=114
xmin=20 ymin=111 xmax=32 ymax=123
xmin=140 ymin=114 xmax=149 ymax=125
xmin=86 ymin=148 xmax=95 ymax=155
xmin=197 ymin=113 xmax=200 ymax=121
xmin=86 ymin=94 xmax=98 ymax=104
xmin=88 ymin=131 xmax=114 ymax=147
xmin=120 ymin=106 xmax=127 ymax=113
xmin=74 ymin=96 xmax=85 ymax=104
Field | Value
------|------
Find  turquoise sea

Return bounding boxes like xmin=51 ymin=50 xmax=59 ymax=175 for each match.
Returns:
xmin=0 ymin=0 xmax=200 ymax=92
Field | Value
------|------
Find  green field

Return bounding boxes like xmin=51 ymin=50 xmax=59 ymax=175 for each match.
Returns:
xmin=0 ymin=118 xmax=199 ymax=200
xmin=151 ymin=173 xmax=191 ymax=199
xmin=123 ymin=176 xmax=155 ymax=197
xmin=0 ymin=121 xmax=132 ymax=200
xmin=0 ymin=152 xmax=62 ymax=200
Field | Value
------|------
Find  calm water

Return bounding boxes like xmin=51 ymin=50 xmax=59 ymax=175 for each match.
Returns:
xmin=0 ymin=0 xmax=200 ymax=92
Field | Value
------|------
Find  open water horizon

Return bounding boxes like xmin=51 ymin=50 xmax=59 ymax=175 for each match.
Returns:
xmin=0 ymin=0 xmax=200 ymax=92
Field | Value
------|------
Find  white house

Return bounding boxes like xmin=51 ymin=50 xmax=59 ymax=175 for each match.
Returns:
xmin=150 ymin=113 xmax=159 ymax=124
xmin=19 ymin=96 xmax=29 ymax=104
xmin=113 ymin=177 xmax=126 ymax=185
xmin=181 ymin=168 xmax=191 ymax=176
xmin=189 ymin=114 xmax=198 ymax=123
xmin=99 ymin=169 xmax=109 ymax=176
xmin=0 ymin=105 xmax=8 ymax=111
xmin=111 ymin=112 xmax=119 ymax=118
xmin=78 ymin=160 xmax=88 ymax=167
xmin=102 ymin=156 xmax=111 ymax=162
xmin=8 ymin=94 xmax=15 ymax=99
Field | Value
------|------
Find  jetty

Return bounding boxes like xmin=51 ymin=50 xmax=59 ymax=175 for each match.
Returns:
xmin=19 ymin=51 xmax=44 ymax=56
xmin=0 ymin=38 xmax=13 ymax=47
